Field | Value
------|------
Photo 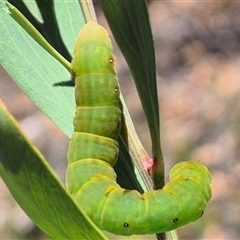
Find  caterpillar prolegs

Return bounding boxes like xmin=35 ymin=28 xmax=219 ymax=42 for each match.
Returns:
xmin=67 ymin=21 xmax=212 ymax=236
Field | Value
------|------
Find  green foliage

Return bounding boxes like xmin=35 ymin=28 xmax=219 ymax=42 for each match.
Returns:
xmin=0 ymin=102 xmax=107 ymax=239
xmin=0 ymin=0 xmax=210 ymax=239
xmin=100 ymin=0 xmax=164 ymax=188
xmin=0 ymin=0 xmax=158 ymax=238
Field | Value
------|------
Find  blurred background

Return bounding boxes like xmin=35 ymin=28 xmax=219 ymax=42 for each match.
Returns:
xmin=1 ymin=1 xmax=240 ymax=239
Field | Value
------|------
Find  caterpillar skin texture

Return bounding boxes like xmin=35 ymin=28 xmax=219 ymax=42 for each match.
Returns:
xmin=67 ymin=21 xmax=212 ymax=236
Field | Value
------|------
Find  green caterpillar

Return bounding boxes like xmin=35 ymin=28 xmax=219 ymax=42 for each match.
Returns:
xmin=67 ymin=21 xmax=212 ymax=236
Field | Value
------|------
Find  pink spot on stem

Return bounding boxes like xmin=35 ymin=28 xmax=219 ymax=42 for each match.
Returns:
xmin=143 ymin=158 xmax=154 ymax=173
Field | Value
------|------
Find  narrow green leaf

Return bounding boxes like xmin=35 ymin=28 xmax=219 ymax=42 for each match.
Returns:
xmin=0 ymin=101 xmax=107 ymax=240
xmin=0 ymin=0 xmax=77 ymax=137
xmin=100 ymin=0 xmax=165 ymax=188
